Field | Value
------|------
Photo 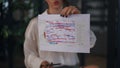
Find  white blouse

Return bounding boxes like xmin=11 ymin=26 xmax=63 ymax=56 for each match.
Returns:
xmin=24 ymin=10 xmax=96 ymax=68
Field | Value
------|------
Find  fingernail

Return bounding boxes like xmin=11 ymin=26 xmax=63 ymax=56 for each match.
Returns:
xmin=60 ymin=15 xmax=64 ymax=17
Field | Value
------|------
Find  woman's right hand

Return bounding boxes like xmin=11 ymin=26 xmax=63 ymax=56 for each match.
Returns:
xmin=83 ymin=65 xmax=99 ymax=68
xmin=40 ymin=61 xmax=53 ymax=68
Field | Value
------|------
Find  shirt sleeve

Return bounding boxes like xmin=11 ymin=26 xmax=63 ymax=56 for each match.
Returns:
xmin=90 ymin=30 xmax=97 ymax=48
xmin=24 ymin=17 xmax=43 ymax=68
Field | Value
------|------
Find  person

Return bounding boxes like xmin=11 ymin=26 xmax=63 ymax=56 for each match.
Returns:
xmin=24 ymin=0 xmax=96 ymax=68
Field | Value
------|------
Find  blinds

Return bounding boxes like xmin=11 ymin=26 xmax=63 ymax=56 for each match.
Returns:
xmin=82 ymin=0 xmax=109 ymax=26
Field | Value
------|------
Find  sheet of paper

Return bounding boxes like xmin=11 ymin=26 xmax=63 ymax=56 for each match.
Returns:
xmin=38 ymin=14 xmax=90 ymax=53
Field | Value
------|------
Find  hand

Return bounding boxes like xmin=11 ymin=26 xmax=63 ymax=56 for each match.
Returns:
xmin=60 ymin=6 xmax=80 ymax=17
xmin=83 ymin=65 xmax=99 ymax=68
xmin=40 ymin=61 xmax=53 ymax=68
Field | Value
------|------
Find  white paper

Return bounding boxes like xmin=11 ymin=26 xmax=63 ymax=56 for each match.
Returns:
xmin=38 ymin=14 xmax=90 ymax=53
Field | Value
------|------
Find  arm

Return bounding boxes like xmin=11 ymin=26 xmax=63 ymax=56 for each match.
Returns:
xmin=24 ymin=18 xmax=43 ymax=68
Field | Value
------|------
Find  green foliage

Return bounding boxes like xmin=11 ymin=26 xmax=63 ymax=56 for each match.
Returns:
xmin=1 ymin=0 xmax=40 ymax=46
xmin=1 ymin=25 xmax=11 ymax=39
xmin=0 ymin=0 xmax=3 ymax=3
xmin=12 ymin=2 xmax=31 ymax=11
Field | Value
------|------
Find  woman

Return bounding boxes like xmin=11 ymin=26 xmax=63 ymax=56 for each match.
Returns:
xmin=24 ymin=0 xmax=96 ymax=68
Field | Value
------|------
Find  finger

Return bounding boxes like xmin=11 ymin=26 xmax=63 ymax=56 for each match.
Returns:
xmin=84 ymin=65 xmax=99 ymax=68
xmin=48 ymin=66 xmax=53 ymax=68
xmin=64 ymin=6 xmax=75 ymax=16
xmin=60 ymin=6 xmax=80 ymax=17
xmin=60 ymin=7 xmax=69 ymax=17
xmin=66 ymin=6 xmax=75 ymax=14
xmin=41 ymin=61 xmax=49 ymax=65
xmin=41 ymin=65 xmax=49 ymax=68
xmin=65 ymin=7 xmax=73 ymax=17
xmin=71 ymin=9 xmax=78 ymax=14
xmin=41 ymin=61 xmax=50 ymax=68
xmin=71 ymin=7 xmax=80 ymax=14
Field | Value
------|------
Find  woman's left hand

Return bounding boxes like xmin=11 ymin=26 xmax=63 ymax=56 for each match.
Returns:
xmin=60 ymin=6 xmax=80 ymax=17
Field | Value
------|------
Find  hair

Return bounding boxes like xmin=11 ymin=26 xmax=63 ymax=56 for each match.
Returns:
xmin=43 ymin=0 xmax=70 ymax=8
